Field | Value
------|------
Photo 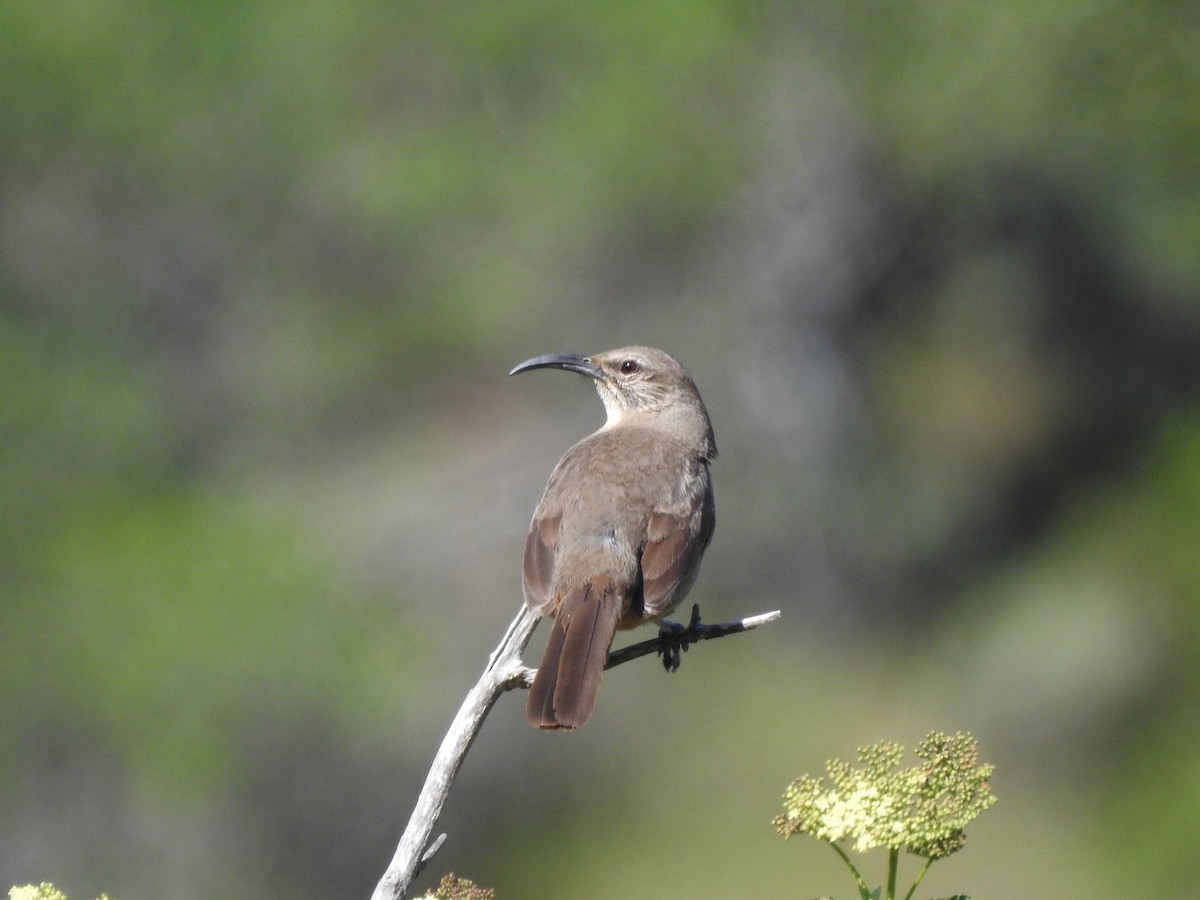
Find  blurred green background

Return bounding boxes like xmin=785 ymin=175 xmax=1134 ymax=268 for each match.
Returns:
xmin=3 ymin=2 xmax=1198 ymax=897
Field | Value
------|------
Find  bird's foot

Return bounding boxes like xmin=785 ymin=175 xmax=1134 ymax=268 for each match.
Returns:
xmin=657 ymin=603 xmax=705 ymax=673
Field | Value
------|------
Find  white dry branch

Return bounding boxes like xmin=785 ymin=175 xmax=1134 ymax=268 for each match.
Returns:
xmin=370 ymin=603 xmax=781 ymax=900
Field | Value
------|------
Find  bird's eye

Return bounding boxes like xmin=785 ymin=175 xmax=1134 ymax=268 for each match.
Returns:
xmin=620 ymin=359 xmax=640 ymax=374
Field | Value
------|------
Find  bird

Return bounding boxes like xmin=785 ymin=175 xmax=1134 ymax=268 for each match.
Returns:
xmin=509 ymin=346 xmax=716 ymax=730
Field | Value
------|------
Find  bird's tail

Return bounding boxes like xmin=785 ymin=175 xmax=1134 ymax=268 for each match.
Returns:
xmin=526 ymin=577 xmax=623 ymax=730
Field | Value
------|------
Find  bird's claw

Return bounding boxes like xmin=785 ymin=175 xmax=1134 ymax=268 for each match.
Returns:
xmin=657 ymin=604 xmax=705 ymax=673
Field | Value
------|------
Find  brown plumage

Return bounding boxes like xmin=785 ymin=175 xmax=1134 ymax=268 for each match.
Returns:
xmin=510 ymin=346 xmax=716 ymax=730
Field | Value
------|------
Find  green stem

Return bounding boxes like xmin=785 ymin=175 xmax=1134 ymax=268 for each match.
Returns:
xmin=901 ymin=856 xmax=935 ymax=900
xmin=828 ymin=841 xmax=874 ymax=900
xmin=886 ymin=846 xmax=899 ymax=900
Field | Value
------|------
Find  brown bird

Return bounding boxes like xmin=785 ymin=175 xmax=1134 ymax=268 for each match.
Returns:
xmin=510 ymin=346 xmax=716 ymax=730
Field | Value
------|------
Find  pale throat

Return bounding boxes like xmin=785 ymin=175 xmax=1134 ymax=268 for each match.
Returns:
xmin=595 ymin=382 xmax=637 ymax=430
xmin=598 ymin=397 xmax=626 ymax=430
xmin=595 ymin=385 xmax=673 ymax=432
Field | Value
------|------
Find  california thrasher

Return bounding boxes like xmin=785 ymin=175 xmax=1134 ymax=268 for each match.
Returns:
xmin=510 ymin=346 xmax=716 ymax=730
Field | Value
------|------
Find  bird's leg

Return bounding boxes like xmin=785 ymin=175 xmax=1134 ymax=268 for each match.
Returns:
xmin=657 ymin=603 xmax=705 ymax=672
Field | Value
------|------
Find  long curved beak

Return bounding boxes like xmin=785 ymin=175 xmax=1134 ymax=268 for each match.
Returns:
xmin=509 ymin=353 xmax=605 ymax=380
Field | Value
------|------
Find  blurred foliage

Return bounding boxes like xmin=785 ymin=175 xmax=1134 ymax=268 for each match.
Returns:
xmin=1 ymin=2 xmax=1198 ymax=898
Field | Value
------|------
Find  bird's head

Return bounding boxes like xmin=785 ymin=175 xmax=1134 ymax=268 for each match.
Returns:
xmin=509 ymin=346 xmax=715 ymax=456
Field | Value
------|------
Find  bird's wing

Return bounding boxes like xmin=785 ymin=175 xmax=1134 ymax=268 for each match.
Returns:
xmin=639 ymin=471 xmax=715 ymax=618
xmin=522 ymin=512 xmax=560 ymax=616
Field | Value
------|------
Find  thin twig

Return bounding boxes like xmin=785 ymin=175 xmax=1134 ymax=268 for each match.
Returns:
xmin=605 ymin=604 xmax=783 ymax=670
xmin=370 ymin=603 xmax=780 ymax=900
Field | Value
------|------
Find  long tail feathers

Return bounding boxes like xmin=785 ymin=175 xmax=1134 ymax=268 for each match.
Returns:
xmin=525 ymin=613 xmax=567 ymax=729
xmin=526 ymin=580 xmax=622 ymax=730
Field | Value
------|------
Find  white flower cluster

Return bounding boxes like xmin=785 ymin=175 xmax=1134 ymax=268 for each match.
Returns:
xmin=774 ymin=732 xmax=995 ymax=860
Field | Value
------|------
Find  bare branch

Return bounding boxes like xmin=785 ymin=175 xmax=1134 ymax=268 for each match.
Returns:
xmin=370 ymin=602 xmax=779 ymax=899
xmin=370 ymin=604 xmax=538 ymax=900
